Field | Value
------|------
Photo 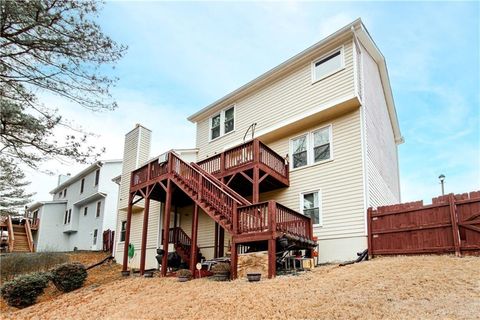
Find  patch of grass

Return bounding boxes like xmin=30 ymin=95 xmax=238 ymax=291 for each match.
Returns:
xmin=0 ymin=252 xmax=69 ymax=283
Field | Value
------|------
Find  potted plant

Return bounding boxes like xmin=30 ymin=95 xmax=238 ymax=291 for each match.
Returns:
xmin=247 ymin=272 xmax=262 ymax=282
xmin=176 ymin=269 xmax=192 ymax=282
xmin=211 ymin=263 xmax=230 ymax=281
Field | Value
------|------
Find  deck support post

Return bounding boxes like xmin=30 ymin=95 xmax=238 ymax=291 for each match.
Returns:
xmin=252 ymin=166 xmax=260 ymax=203
xmin=268 ymin=238 xmax=276 ymax=278
xmin=189 ymin=204 xmax=199 ymax=276
xmin=218 ymin=227 xmax=225 ymax=257
xmin=161 ymin=179 xmax=173 ymax=276
xmin=230 ymin=240 xmax=238 ymax=280
xmin=122 ymin=192 xmax=134 ymax=272
xmin=139 ymin=188 xmax=151 ymax=275
xmin=214 ymin=222 xmax=219 ymax=258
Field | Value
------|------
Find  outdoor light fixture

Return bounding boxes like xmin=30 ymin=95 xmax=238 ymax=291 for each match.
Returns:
xmin=438 ymin=174 xmax=446 ymax=196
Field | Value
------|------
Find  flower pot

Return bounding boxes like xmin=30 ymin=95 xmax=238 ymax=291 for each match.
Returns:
xmin=247 ymin=273 xmax=261 ymax=282
xmin=212 ymin=271 xmax=230 ymax=281
xmin=177 ymin=276 xmax=190 ymax=282
xmin=121 ymin=271 xmax=130 ymax=277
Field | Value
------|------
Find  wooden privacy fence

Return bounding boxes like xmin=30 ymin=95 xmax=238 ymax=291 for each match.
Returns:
xmin=367 ymin=191 xmax=480 ymax=257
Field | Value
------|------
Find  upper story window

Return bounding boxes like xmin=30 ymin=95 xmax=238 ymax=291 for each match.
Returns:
xmin=94 ymin=169 xmax=100 ymax=186
xmin=80 ymin=178 xmax=85 ymax=193
xmin=64 ymin=209 xmax=72 ymax=225
xmin=63 ymin=188 xmax=67 ymax=197
xmin=209 ymin=106 xmax=235 ymax=141
xmin=301 ymin=190 xmax=322 ymax=226
xmin=312 ymin=47 xmax=344 ymax=83
xmin=96 ymin=201 xmax=101 ymax=218
xmin=84 ymin=207 xmax=88 ymax=216
xmin=290 ymin=125 xmax=332 ymax=169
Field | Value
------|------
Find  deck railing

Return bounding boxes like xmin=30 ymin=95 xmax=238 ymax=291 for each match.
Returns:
xmin=237 ymin=200 xmax=312 ymax=239
xmin=197 ymin=139 xmax=288 ymax=179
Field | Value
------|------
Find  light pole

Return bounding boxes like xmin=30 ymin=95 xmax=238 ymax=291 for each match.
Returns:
xmin=438 ymin=174 xmax=445 ymax=196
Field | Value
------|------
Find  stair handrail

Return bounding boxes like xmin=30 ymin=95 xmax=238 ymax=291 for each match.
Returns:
xmin=170 ymin=152 xmax=248 ymax=207
xmin=25 ymin=218 xmax=34 ymax=252
xmin=7 ymin=215 xmax=14 ymax=253
xmin=190 ymin=162 xmax=251 ymax=206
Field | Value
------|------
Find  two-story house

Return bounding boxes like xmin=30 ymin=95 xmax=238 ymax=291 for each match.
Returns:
xmin=27 ymin=160 xmax=122 ymax=252
xmin=114 ymin=18 xmax=402 ymax=278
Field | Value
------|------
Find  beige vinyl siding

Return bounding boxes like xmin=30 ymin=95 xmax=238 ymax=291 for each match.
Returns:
xmin=196 ymin=36 xmax=356 ymax=159
xmin=260 ymin=109 xmax=365 ymax=239
xmin=179 ymin=206 xmax=216 ymax=260
xmin=361 ymin=45 xmax=400 ymax=208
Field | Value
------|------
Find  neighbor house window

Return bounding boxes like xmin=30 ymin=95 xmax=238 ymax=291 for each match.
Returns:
xmin=290 ymin=125 xmax=332 ymax=169
xmin=67 ymin=209 xmax=72 ymax=224
xmin=312 ymin=47 xmax=344 ymax=82
xmin=94 ymin=169 xmax=100 ymax=186
xmin=96 ymin=201 xmax=101 ymax=218
xmin=63 ymin=189 xmax=67 ymax=197
xmin=120 ymin=221 xmax=127 ymax=242
xmin=80 ymin=178 xmax=85 ymax=193
xmin=84 ymin=207 xmax=88 ymax=216
xmin=64 ymin=210 xmax=68 ymax=224
xmin=93 ymin=229 xmax=98 ymax=245
xmin=209 ymin=106 xmax=235 ymax=140
xmin=301 ymin=191 xmax=321 ymax=225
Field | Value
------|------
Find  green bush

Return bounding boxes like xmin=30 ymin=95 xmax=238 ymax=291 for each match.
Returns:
xmin=0 ymin=272 xmax=49 ymax=308
xmin=0 ymin=252 xmax=69 ymax=282
xmin=50 ymin=262 xmax=87 ymax=292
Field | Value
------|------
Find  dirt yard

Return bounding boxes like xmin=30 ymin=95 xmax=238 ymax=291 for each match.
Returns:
xmin=4 ymin=255 xmax=480 ymax=319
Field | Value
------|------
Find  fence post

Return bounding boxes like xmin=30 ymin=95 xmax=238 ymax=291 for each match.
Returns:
xmin=367 ymin=207 xmax=373 ymax=259
xmin=448 ymin=194 xmax=461 ymax=257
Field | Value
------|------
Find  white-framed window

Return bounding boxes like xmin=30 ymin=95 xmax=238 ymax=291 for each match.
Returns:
xmin=80 ymin=178 xmax=85 ymax=193
xmin=96 ymin=201 xmax=101 ymax=218
xmin=312 ymin=46 xmax=344 ymax=83
xmin=300 ymin=190 xmax=322 ymax=226
xmin=93 ymin=229 xmax=98 ymax=245
xmin=94 ymin=169 xmax=100 ymax=186
xmin=63 ymin=188 xmax=67 ymax=197
xmin=209 ymin=105 xmax=235 ymax=141
xmin=120 ymin=221 xmax=127 ymax=242
xmin=290 ymin=125 xmax=333 ymax=169
xmin=64 ymin=210 xmax=68 ymax=224
xmin=84 ymin=207 xmax=88 ymax=216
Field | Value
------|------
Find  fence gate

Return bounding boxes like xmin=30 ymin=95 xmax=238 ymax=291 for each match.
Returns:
xmin=367 ymin=191 xmax=480 ymax=256
xmin=103 ymin=229 xmax=115 ymax=253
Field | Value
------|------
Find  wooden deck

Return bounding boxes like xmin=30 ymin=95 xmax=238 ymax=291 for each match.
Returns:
xmin=124 ymin=141 xmax=315 ymax=278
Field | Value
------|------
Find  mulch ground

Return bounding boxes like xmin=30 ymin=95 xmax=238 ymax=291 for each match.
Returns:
xmin=0 ymin=251 xmax=123 ymax=316
xmin=3 ymin=254 xmax=479 ymax=319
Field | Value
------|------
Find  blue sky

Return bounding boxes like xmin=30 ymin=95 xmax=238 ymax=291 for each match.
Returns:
xmin=28 ymin=1 xmax=479 ymax=204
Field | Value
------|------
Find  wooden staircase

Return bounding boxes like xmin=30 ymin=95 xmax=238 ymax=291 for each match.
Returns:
xmin=12 ymin=225 xmax=30 ymax=252
xmin=0 ymin=215 xmax=35 ymax=253
xmin=170 ymin=153 xmax=250 ymax=234
xmin=163 ymin=227 xmax=202 ymax=266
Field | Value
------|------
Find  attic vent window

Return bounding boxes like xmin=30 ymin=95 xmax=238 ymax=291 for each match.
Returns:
xmin=312 ymin=47 xmax=344 ymax=82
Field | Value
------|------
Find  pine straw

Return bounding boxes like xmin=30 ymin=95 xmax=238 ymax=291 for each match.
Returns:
xmin=5 ymin=255 xmax=480 ymax=320
xmin=237 ymin=251 xmax=268 ymax=278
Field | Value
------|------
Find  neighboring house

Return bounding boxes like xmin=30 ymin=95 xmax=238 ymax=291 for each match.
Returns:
xmin=114 ymin=18 xmax=402 ymax=278
xmin=27 ymin=160 xmax=122 ymax=252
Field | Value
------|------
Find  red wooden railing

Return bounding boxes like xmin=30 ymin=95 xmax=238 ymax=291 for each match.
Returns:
xmin=130 ymin=151 xmax=311 ymax=242
xmin=7 ymin=215 xmax=14 ymax=253
xmin=197 ymin=139 xmax=288 ymax=179
xmin=24 ymin=219 xmax=35 ymax=252
xmin=237 ymin=200 xmax=312 ymax=239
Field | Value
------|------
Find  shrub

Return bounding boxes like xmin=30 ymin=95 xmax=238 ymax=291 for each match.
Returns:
xmin=176 ymin=269 xmax=192 ymax=278
xmin=0 ymin=252 xmax=69 ymax=282
xmin=0 ymin=272 xmax=49 ymax=308
xmin=211 ymin=262 xmax=231 ymax=273
xmin=50 ymin=262 xmax=87 ymax=292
